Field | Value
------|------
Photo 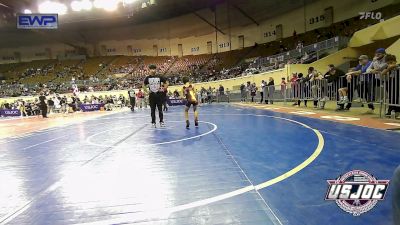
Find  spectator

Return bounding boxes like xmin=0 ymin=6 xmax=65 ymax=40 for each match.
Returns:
xmin=380 ymin=54 xmax=399 ymax=116
xmin=219 ymin=84 xmax=225 ymax=96
xmin=206 ymin=87 xmax=213 ymax=104
xmin=18 ymin=101 xmax=26 ymax=117
xmin=323 ymin=65 xmax=346 ymax=110
xmin=136 ymin=89 xmax=145 ymax=109
xmin=250 ymin=83 xmax=257 ymax=103
xmin=128 ymin=88 xmax=136 ymax=111
xmin=290 ymin=73 xmax=298 ymax=102
xmin=240 ymin=83 xmax=247 ymax=102
xmin=346 ymin=55 xmax=373 ymax=110
xmin=365 ymin=48 xmax=388 ymax=108
xmin=173 ymin=89 xmax=180 ymax=98
xmin=280 ymin=78 xmax=287 ymax=98
xmin=260 ymin=80 xmax=266 ymax=103
xmin=266 ymin=77 xmax=275 ymax=104
xmin=310 ymin=71 xmax=323 ymax=108
xmin=47 ymin=97 xmax=54 ymax=114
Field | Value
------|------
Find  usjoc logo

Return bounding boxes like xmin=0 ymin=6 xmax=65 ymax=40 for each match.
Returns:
xmin=83 ymin=105 xmax=100 ymax=110
xmin=4 ymin=110 xmax=19 ymax=115
xmin=325 ymin=170 xmax=389 ymax=216
xmin=17 ymin=14 xmax=58 ymax=29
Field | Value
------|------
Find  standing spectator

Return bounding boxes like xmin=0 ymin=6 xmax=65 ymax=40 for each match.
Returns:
xmin=218 ymin=84 xmax=225 ymax=96
xmin=18 ymin=101 xmax=26 ymax=117
xmin=346 ymin=55 xmax=373 ymax=110
xmin=260 ymin=80 xmax=266 ymax=103
xmin=246 ymin=81 xmax=251 ymax=101
xmin=290 ymin=73 xmax=298 ymax=103
xmin=250 ymin=83 xmax=257 ymax=103
xmin=128 ymin=88 xmax=136 ymax=111
xmin=207 ymin=87 xmax=213 ymax=104
xmin=173 ymin=89 xmax=180 ymax=98
xmin=310 ymin=72 xmax=323 ymax=108
xmin=366 ymin=48 xmax=388 ymax=109
xmin=380 ymin=54 xmax=399 ymax=116
xmin=240 ymin=83 xmax=247 ymax=102
xmin=266 ymin=77 xmax=275 ymax=104
xmin=323 ymin=65 xmax=345 ymax=110
xmin=293 ymin=73 xmax=306 ymax=106
xmin=280 ymin=78 xmax=287 ymax=100
xmin=47 ymin=97 xmax=54 ymax=114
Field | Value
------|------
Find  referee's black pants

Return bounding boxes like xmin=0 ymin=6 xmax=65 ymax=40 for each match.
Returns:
xmin=129 ymin=97 xmax=136 ymax=111
xmin=149 ymin=93 xmax=163 ymax=123
xmin=40 ymin=105 xmax=48 ymax=118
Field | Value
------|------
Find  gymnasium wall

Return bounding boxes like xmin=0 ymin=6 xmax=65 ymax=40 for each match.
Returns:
xmin=387 ymin=38 xmax=400 ymax=60
xmin=0 ymin=44 xmax=78 ymax=63
xmin=68 ymin=0 xmax=399 ymax=56
xmin=0 ymin=0 xmax=396 ymax=63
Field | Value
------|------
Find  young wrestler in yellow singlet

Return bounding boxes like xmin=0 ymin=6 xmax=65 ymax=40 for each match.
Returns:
xmin=182 ymin=77 xmax=199 ymax=129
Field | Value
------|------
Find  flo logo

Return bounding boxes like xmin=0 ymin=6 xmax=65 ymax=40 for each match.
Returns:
xmin=359 ymin=12 xmax=384 ymax=22
xmin=325 ymin=170 xmax=389 ymax=216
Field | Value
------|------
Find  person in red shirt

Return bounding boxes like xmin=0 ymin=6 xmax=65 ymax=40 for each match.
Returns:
xmin=136 ymin=89 xmax=145 ymax=109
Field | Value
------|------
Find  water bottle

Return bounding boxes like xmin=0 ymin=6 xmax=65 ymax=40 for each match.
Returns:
xmin=391 ymin=110 xmax=396 ymax=119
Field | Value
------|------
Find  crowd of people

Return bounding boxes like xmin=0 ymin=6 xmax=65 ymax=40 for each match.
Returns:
xmin=0 ymin=92 xmax=130 ymax=117
xmin=1 ymin=48 xmax=399 ymax=120
xmin=239 ymin=48 xmax=399 ymax=117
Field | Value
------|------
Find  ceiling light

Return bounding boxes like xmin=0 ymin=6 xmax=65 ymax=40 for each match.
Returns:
xmin=71 ymin=1 xmax=83 ymax=11
xmin=123 ymin=0 xmax=137 ymax=4
xmin=38 ymin=1 xmax=68 ymax=15
xmin=71 ymin=0 xmax=93 ymax=12
xmin=80 ymin=0 xmax=93 ymax=10
xmin=93 ymin=0 xmax=120 ymax=12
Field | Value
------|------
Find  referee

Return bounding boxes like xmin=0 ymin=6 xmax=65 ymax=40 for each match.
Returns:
xmin=39 ymin=92 xmax=48 ymax=118
xmin=144 ymin=65 xmax=168 ymax=128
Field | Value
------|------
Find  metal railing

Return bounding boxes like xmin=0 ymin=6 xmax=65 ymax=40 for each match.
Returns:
xmin=251 ymin=36 xmax=347 ymax=69
xmin=223 ymin=68 xmax=400 ymax=118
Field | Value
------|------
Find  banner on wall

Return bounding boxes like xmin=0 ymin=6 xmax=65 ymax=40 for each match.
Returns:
xmin=167 ymin=98 xmax=186 ymax=106
xmin=80 ymin=104 xmax=104 ymax=112
xmin=0 ymin=109 xmax=21 ymax=117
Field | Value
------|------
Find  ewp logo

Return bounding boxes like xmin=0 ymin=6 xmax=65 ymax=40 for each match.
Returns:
xmin=17 ymin=14 xmax=58 ymax=29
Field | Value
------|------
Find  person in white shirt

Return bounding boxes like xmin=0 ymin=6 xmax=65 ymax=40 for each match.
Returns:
xmin=260 ymin=80 xmax=266 ymax=103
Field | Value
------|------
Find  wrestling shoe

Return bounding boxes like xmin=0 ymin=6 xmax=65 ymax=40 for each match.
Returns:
xmin=195 ymin=120 xmax=199 ymax=127
xmin=186 ymin=120 xmax=190 ymax=129
xmin=160 ymin=122 xmax=165 ymax=127
xmin=152 ymin=123 xmax=157 ymax=128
